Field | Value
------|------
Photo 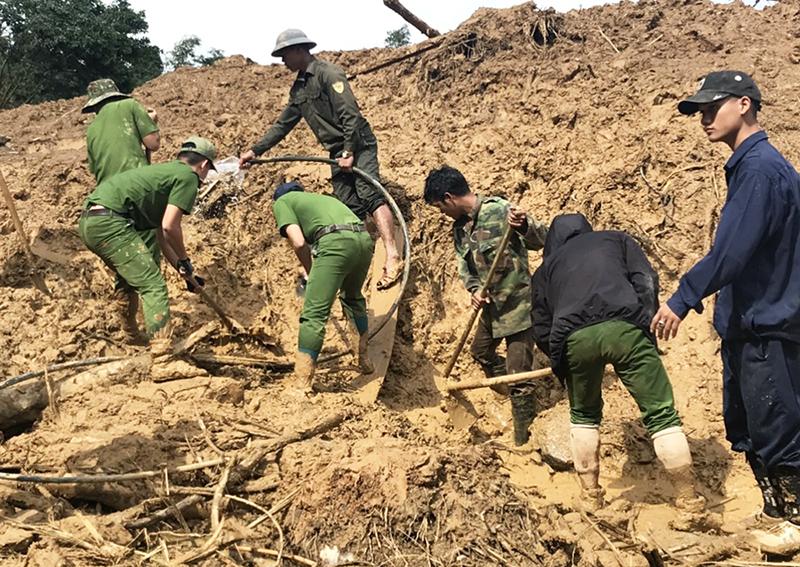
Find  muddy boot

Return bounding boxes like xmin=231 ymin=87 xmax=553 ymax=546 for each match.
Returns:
xmin=509 ymin=385 xmax=536 ymax=446
xmin=752 ymin=520 xmax=800 ymax=555
xmin=294 ymin=351 xmax=316 ymax=393
xmin=652 ymin=427 xmax=706 ymax=512
xmin=748 ymin=452 xmax=785 ymax=521
xmin=751 ymin=468 xmax=800 ymax=554
xmin=113 ymin=289 xmax=146 ymax=344
xmin=571 ymin=424 xmax=605 ymax=512
xmin=348 ymin=323 xmax=374 ymax=375
xmin=148 ymin=327 xmax=207 ymax=382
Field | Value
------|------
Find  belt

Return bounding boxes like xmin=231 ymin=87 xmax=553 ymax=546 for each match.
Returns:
xmin=313 ymin=223 xmax=366 ymax=243
xmin=80 ymin=205 xmax=130 ymax=219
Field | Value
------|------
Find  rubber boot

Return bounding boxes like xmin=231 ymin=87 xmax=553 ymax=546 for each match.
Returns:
xmin=652 ymin=426 xmax=706 ymax=512
xmin=113 ymin=289 xmax=145 ymax=344
xmin=348 ymin=322 xmax=374 ymax=375
xmin=509 ymin=384 xmax=536 ymax=446
xmin=748 ymin=452 xmax=785 ymax=520
xmin=149 ymin=326 xmax=207 ymax=382
xmin=294 ymin=351 xmax=316 ymax=393
xmin=570 ymin=424 xmax=605 ymax=512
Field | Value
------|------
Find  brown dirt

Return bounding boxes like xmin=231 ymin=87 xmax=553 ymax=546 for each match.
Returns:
xmin=1 ymin=0 xmax=800 ymax=564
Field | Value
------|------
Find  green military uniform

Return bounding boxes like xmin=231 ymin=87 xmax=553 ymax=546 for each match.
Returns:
xmin=86 ymin=94 xmax=161 ymax=292
xmin=273 ymin=191 xmax=374 ymax=358
xmin=453 ymin=194 xmax=548 ymax=444
xmin=78 ymin=161 xmax=200 ymax=336
xmin=253 ymin=58 xmax=385 ymax=219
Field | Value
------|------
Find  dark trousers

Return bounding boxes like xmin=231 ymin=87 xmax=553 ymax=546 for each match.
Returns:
xmin=723 ymin=338 xmax=800 ymax=470
xmin=470 ymin=314 xmax=535 ymax=399
xmin=329 ymin=145 xmax=386 ymax=220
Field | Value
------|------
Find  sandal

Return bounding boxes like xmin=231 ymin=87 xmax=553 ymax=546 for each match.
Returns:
xmin=376 ymin=260 xmax=404 ymax=291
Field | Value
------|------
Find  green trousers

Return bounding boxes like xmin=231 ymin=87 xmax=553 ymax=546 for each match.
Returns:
xmin=116 ymin=228 xmax=160 ymax=292
xmin=78 ymin=215 xmax=169 ymax=336
xmin=564 ymin=320 xmax=681 ymax=434
xmin=299 ymin=230 xmax=374 ymax=359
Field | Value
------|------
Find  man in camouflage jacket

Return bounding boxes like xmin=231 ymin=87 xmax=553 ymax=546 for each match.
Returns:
xmin=424 ymin=165 xmax=548 ymax=445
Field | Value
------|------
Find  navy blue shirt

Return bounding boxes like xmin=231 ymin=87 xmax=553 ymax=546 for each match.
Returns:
xmin=667 ymin=131 xmax=800 ymax=341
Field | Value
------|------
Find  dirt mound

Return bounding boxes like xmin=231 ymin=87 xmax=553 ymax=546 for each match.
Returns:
xmin=1 ymin=0 xmax=800 ymax=564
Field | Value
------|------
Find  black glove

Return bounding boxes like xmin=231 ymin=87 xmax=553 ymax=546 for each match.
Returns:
xmin=186 ymin=274 xmax=205 ymax=293
xmin=176 ymin=258 xmax=194 ymax=277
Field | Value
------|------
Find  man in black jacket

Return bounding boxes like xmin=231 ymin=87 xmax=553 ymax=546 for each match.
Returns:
xmin=532 ymin=214 xmax=704 ymax=513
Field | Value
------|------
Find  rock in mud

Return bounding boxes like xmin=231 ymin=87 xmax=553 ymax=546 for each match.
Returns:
xmin=533 ymin=402 xmax=573 ymax=471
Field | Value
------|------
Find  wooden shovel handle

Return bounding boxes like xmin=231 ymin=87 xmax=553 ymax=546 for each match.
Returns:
xmin=442 ymin=223 xmax=515 ymax=381
xmin=445 ymin=367 xmax=553 ymax=392
xmin=0 ymin=169 xmax=35 ymax=262
xmin=182 ymin=273 xmax=240 ymax=334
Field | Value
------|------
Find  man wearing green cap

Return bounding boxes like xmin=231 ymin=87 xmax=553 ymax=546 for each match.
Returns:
xmin=239 ymin=29 xmax=403 ymax=292
xmin=78 ymin=137 xmax=215 ymax=358
xmin=83 ymin=78 xmax=162 ymax=340
xmin=271 ymin=180 xmax=375 ymax=393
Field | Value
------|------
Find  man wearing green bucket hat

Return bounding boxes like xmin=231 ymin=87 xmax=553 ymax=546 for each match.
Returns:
xmin=83 ymin=78 xmax=162 ymax=341
xmin=78 ymin=137 xmax=216 ymax=363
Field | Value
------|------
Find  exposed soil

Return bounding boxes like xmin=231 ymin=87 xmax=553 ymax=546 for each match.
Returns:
xmin=1 ymin=0 xmax=800 ymax=564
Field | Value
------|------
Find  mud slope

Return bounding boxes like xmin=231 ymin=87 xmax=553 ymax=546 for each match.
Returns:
xmin=1 ymin=0 xmax=799 ymax=564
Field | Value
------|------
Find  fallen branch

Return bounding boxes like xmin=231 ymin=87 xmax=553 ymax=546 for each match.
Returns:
xmin=123 ymin=494 xmax=205 ymax=530
xmin=596 ymin=27 xmax=620 ymax=53
xmin=238 ymin=545 xmax=317 ymax=566
xmin=228 ymin=494 xmax=285 ymax=564
xmin=348 ymin=37 xmax=446 ymax=80
xmin=0 ymin=356 xmax=127 ymax=390
xmin=191 ymin=353 xmax=292 ymax=370
xmin=0 ymin=458 xmax=224 ymax=485
xmin=383 ymin=0 xmax=440 ymax=38
xmin=580 ymin=511 xmax=626 ymax=567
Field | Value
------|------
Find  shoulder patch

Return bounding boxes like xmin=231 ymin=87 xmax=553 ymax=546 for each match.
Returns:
xmin=332 ymin=81 xmax=345 ymax=94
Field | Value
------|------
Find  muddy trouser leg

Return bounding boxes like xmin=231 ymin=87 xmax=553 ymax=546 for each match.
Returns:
xmin=731 ymin=339 xmax=800 ymax=522
xmin=469 ymin=311 xmax=506 ymax=389
xmin=78 ymin=215 xmax=170 ymax=337
xmin=506 ymin=327 xmax=537 ymax=445
xmin=338 ymin=233 xmax=376 ymax=372
xmin=329 ymin=146 xmax=386 ymax=220
xmin=298 ymin=234 xmax=351 ymax=360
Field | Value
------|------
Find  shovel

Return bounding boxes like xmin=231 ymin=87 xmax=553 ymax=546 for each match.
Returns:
xmin=0 ymin=168 xmax=51 ymax=296
xmin=181 ymin=272 xmax=246 ymax=335
xmin=441 ymin=224 xmax=514 ymax=429
xmin=445 ymin=367 xmax=553 ymax=392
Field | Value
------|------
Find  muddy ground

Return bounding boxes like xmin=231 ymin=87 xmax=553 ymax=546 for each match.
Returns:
xmin=1 ymin=0 xmax=800 ymax=564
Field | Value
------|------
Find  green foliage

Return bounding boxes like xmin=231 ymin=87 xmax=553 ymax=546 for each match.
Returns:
xmin=165 ymin=36 xmax=224 ymax=70
xmin=385 ymin=25 xmax=411 ymax=48
xmin=0 ymin=0 xmax=163 ymax=109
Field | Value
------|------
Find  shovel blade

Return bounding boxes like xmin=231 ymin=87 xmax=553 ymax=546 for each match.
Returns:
xmin=444 ymin=390 xmax=480 ymax=430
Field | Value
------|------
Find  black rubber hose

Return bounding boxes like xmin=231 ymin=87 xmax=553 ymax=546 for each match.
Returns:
xmin=249 ymin=156 xmax=411 ymax=365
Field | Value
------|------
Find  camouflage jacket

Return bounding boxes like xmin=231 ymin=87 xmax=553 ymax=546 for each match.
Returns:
xmin=453 ymin=195 xmax=548 ymax=338
xmin=252 ymin=58 xmax=377 ymax=156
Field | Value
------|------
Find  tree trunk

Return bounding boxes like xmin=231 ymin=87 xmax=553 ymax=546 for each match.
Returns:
xmin=383 ymin=0 xmax=440 ymax=38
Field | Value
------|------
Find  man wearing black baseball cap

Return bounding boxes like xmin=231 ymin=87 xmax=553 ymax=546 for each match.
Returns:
xmin=651 ymin=71 xmax=800 ymax=553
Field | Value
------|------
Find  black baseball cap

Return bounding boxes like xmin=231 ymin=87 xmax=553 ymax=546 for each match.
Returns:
xmin=678 ymin=70 xmax=762 ymax=115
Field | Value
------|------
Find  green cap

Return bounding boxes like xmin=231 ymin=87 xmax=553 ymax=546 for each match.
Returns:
xmin=82 ymin=78 xmax=129 ymax=113
xmin=178 ymin=136 xmax=217 ymax=170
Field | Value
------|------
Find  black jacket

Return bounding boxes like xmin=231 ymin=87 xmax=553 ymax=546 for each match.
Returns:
xmin=531 ymin=214 xmax=659 ymax=377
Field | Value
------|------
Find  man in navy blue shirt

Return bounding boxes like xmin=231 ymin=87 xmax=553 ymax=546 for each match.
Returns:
xmin=652 ymin=71 xmax=800 ymax=553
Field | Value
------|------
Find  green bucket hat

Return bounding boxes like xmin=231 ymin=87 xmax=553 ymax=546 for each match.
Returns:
xmin=178 ymin=136 xmax=217 ymax=170
xmin=81 ymin=78 xmax=129 ymax=113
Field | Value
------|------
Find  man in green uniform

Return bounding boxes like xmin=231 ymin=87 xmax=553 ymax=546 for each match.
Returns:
xmin=83 ymin=78 xmax=161 ymax=339
xmin=78 ymin=137 xmax=215 ymax=355
xmin=424 ymin=166 xmax=548 ymax=445
xmin=272 ymin=180 xmax=375 ymax=392
xmin=240 ymin=29 xmax=403 ymax=292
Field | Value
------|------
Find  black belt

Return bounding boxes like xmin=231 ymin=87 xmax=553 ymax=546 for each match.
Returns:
xmin=80 ymin=206 xmax=130 ymax=219
xmin=313 ymin=223 xmax=366 ymax=243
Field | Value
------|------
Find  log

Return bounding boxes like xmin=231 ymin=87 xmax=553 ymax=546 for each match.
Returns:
xmin=383 ymin=0 xmax=440 ymax=38
xmin=0 ymin=356 xmax=149 ymax=430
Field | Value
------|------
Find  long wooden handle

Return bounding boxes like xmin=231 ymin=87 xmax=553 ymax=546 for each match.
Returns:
xmin=183 ymin=273 xmax=239 ymax=333
xmin=445 ymin=367 xmax=553 ymax=392
xmin=0 ymin=169 xmax=34 ymax=261
xmin=442 ymin=224 xmax=515 ymax=381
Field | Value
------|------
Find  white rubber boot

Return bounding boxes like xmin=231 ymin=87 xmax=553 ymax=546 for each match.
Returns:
xmin=570 ymin=424 xmax=605 ymax=512
xmin=752 ymin=521 xmax=800 ymax=555
xmin=652 ymin=426 xmax=706 ymax=512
